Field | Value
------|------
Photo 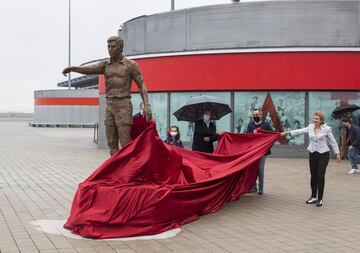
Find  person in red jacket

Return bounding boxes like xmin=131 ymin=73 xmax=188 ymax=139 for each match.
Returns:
xmin=130 ymin=102 xmax=147 ymax=140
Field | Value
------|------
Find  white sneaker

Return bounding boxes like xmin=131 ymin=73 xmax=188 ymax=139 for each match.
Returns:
xmin=348 ymin=169 xmax=360 ymax=174
xmin=306 ymin=197 xmax=317 ymax=204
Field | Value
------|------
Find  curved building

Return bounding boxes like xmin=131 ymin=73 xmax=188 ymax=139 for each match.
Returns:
xmin=96 ymin=0 xmax=360 ymax=157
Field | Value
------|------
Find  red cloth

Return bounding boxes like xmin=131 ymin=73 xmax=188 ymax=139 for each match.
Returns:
xmin=130 ymin=113 xmax=147 ymax=140
xmin=64 ymin=121 xmax=280 ymax=238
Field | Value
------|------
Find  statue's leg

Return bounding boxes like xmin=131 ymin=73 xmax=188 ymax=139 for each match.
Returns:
xmin=104 ymin=101 xmax=119 ymax=156
xmin=339 ymin=132 xmax=347 ymax=160
xmin=106 ymin=124 xmax=119 ymax=155
xmin=113 ymin=99 xmax=133 ymax=148
xmin=118 ymin=124 xmax=131 ymax=147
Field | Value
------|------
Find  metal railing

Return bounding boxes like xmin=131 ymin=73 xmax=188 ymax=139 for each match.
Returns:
xmin=93 ymin=122 xmax=99 ymax=143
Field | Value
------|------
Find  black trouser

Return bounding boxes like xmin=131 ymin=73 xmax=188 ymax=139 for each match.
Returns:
xmin=309 ymin=151 xmax=329 ymax=200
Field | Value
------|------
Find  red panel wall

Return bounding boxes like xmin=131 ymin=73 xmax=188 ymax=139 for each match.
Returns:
xmin=99 ymin=52 xmax=360 ymax=94
xmin=35 ymin=97 xmax=99 ymax=106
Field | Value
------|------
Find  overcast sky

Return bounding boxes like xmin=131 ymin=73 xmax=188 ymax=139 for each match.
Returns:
xmin=0 ymin=0 xmax=258 ymax=113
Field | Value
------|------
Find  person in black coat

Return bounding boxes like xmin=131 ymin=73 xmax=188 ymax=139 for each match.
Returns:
xmin=164 ymin=125 xmax=184 ymax=148
xmin=192 ymin=110 xmax=217 ymax=153
xmin=342 ymin=118 xmax=360 ymax=174
xmin=246 ymin=108 xmax=273 ymax=195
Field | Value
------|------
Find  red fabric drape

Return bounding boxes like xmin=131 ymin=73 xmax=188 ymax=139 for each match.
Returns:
xmin=130 ymin=114 xmax=147 ymax=140
xmin=64 ymin=122 xmax=279 ymax=238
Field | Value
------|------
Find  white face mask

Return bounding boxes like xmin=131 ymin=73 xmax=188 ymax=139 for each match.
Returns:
xmin=203 ymin=115 xmax=210 ymax=121
xmin=170 ymin=131 xmax=178 ymax=137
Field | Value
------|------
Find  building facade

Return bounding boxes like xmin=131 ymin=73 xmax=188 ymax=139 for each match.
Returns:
xmin=95 ymin=0 xmax=360 ymax=157
xmin=33 ymin=89 xmax=99 ymax=127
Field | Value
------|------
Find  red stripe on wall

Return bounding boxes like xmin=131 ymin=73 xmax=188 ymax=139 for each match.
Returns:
xmin=98 ymin=52 xmax=360 ymax=93
xmin=35 ymin=97 xmax=99 ymax=106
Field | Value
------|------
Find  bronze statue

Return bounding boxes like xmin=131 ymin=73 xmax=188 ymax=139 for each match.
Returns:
xmin=63 ymin=36 xmax=152 ymax=155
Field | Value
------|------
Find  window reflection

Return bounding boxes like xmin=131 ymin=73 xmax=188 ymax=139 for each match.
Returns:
xmin=170 ymin=92 xmax=231 ymax=142
xmin=234 ymin=91 xmax=306 ymax=145
xmin=309 ymin=91 xmax=360 ymax=150
xmin=130 ymin=91 xmax=359 ymax=148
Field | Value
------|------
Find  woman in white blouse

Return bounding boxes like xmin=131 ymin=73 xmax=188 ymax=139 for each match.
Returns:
xmin=281 ymin=111 xmax=340 ymax=207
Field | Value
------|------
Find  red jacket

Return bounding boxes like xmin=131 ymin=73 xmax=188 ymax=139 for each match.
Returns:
xmin=130 ymin=113 xmax=147 ymax=140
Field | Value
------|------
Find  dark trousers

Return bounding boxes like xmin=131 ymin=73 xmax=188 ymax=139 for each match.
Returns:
xmin=309 ymin=151 xmax=329 ymax=200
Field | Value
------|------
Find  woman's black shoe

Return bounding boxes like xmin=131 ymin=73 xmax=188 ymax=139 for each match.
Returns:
xmin=306 ymin=197 xmax=317 ymax=204
xmin=316 ymin=199 xmax=323 ymax=207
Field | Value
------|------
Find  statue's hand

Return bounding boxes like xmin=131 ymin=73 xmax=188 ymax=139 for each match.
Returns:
xmin=143 ymin=104 xmax=152 ymax=122
xmin=62 ymin=67 xmax=72 ymax=76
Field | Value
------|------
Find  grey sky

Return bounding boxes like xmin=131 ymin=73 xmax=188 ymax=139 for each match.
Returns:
xmin=0 ymin=0 xmax=254 ymax=113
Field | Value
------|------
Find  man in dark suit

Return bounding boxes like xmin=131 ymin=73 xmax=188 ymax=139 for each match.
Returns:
xmin=246 ymin=108 xmax=273 ymax=195
xmin=192 ymin=110 xmax=217 ymax=153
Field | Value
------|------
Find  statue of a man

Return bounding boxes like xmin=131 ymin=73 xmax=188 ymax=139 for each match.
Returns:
xmin=62 ymin=36 xmax=152 ymax=155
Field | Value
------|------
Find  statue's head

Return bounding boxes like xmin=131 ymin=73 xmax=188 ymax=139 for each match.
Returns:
xmin=107 ymin=36 xmax=124 ymax=58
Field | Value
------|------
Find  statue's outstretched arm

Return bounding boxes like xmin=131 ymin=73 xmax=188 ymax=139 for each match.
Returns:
xmin=62 ymin=61 xmax=106 ymax=76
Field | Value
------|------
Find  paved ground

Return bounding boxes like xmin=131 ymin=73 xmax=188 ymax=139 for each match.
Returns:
xmin=0 ymin=121 xmax=359 ymax=253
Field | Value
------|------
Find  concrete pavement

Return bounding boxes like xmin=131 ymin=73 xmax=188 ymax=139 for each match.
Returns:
xmin=0 ymin=121 xmax=359 ymax=253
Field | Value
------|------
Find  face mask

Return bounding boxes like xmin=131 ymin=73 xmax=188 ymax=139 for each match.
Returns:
xmin=253 ymin=116 xmax=261 ymax=123
xmin=203 ymin=115 xmax=210 ymax=121
xmin=170 ymin=131 xmax=178 ymax=137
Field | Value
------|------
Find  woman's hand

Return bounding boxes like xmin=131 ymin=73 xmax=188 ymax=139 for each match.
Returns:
xmin=280 ymin=132 xmax=288 ymax=137
xmin=336 ymin=153 xmax=341 ymax=161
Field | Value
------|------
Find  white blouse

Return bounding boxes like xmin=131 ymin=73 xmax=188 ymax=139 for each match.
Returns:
xmin=289 ymin=124 xmax=339 ymax=154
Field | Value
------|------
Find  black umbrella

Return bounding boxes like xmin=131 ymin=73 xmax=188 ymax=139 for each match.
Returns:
xmin=331 ymin=104 xmax=360 ymax=119
xmin=173 ymin=95 xmax=232 ymax=122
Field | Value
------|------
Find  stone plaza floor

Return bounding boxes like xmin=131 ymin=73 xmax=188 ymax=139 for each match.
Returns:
xmin=0 ymin=121 xmax=359 ymax=253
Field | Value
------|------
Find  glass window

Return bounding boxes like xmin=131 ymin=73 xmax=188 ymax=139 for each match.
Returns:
xmin=234 ymin=91 xmax=306 ymax=145
xmin=170 ymin=92 xmax=231 ymax=142
xmin=131 ymin=92 xmax=168 ymax=140
xmin=309 ymin=91 xmax=360 ymax=146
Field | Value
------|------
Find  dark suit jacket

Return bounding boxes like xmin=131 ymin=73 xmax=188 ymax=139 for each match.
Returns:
xmin=246 ymin=120 xmax=274 ymax=155
xmin=349 ymin=124 xmax=360 ymax=150
xmin=192 ymin=120 xmax=217 ymax=153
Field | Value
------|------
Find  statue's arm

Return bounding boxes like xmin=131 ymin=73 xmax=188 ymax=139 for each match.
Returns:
xmin=131 ymin=62 xmax=152 ymax=120
xmin=62 ymin=61 xmax=106 ymax=76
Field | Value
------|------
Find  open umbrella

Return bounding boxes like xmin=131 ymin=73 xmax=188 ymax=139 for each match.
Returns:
xmin=331 ymin=104 xmax=360 ymax=119
xmin=173 ymin=95 xmax=232 ymax=122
